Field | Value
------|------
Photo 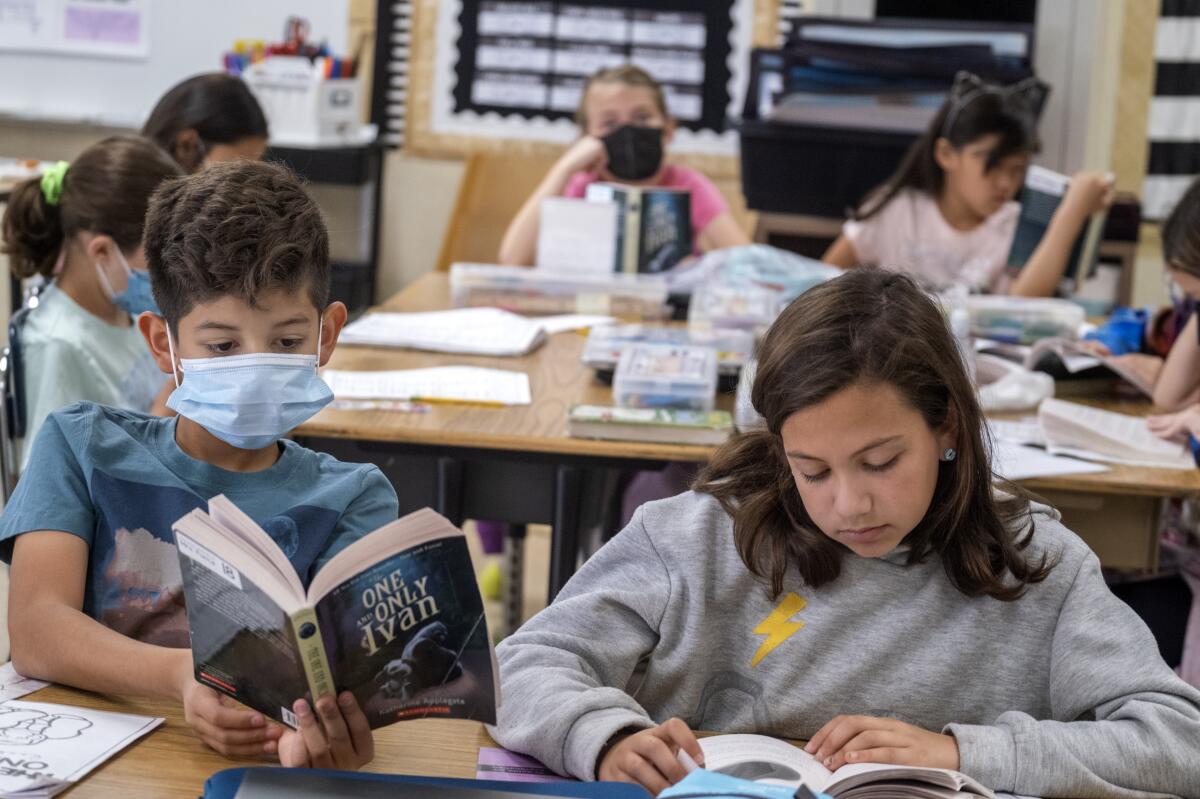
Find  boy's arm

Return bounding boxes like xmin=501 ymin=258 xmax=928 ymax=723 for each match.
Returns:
xmin=9 ymin=531 xmax=281 ymax=757
xmin=497 ymin=137 xmax=607 ymax=266
xmin=1153 ymin=313 xmax=1200 ymax=410
xmin=945 ymin=549 xmax=1200 ymax=796
xmin=1009 ymin=171 xmax=1113 ymax=297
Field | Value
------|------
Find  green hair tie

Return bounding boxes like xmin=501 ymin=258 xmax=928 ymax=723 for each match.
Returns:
xmin=40 ymin=161 xmax=70 ymax=206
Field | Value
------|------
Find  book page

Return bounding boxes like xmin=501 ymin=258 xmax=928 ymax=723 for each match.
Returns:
xmin=339 ymin=308 xmax=545 ymax=357
xmin=0 ymin=701 xmax=161 ymax=796
xmin=991 ymin=440 xmax=1109 ymax=481
xmin=698 ymin=734 xmax=833 ymax=791
xmin=313 ymin=535 xmax=497 ymax=730
xmin=537 ymin=197 xmax=618 ymax=274
xmin=828 ymin=761 xmax=993 ymax=798
xmin=322 ymin=366 xmax=531 ymax=406
xmin=1038 ymin=399 xmax=1194 ymax=469
xmin=207 ymin=495 xmax=304 ymax=602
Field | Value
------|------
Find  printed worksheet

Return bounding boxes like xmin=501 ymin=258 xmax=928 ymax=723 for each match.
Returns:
xmin=0 ymin=664 xmax=47 ymax=704
xmin=0 ymin=701 xmax=162 ymax=797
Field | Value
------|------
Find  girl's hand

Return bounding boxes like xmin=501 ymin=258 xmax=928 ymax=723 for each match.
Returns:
xmin=804 ymin=715 xmax=959 ymax=772
xmin=1063 ymin=171 xmax=1115 ymax=218
xmin=1147 ymin=404 xmax=1200 ymax=443
xmin=597 ymin=718 xmax=704 ymax=795
xmin=555 ymin=136 xmax=607 ymax=177
xmin=277 ymin=692 xmax=374 ymax=770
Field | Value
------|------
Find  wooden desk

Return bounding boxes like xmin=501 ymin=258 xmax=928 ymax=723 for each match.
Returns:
xmin=298 ymin=273 xmax=1198 ymax=590
xmin=297 ymin=272 xmax=733 ymax=613
xmin=24 ymin=684 xmax=492 ymax=798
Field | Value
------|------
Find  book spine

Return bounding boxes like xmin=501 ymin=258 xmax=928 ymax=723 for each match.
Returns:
xmin=291 ymin=607 xmax=335 ymax=700
xmin=624 ymin=189 xmax=642 ymax=274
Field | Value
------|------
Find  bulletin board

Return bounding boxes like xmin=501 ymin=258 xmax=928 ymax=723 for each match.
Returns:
xmin=406 ymin=0 xmax=781 ymax=174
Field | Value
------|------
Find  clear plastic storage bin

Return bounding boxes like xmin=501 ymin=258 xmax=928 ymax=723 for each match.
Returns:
xmin=965 ymin=296 xmax=1086 ymax=344
xmin=613 ymin=343 xmax=719 ymax=411
xmin=449 ymin=263 xmax=669 ymax=319
xmin=583 ymin=324 xmax=752 ymax=376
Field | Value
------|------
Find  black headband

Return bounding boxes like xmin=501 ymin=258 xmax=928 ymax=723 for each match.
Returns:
xmin=940 ymin=70 xmax=1049 ymax=140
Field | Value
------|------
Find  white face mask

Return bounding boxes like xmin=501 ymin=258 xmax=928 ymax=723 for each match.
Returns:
xmin=164 ymin=316 xmax=332 ymax=449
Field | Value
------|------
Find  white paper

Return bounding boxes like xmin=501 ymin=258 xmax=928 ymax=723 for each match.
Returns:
xmin=0 ymin=700 xmax=161 ymax=797
xmin=0 ymin=664 xmax=47 ymax=704
xmin=987 ymin=418 xmax=1045 ymax=448
xmin=339 ymin=308 xmax=546 ymax=357
xmin=534 ymin=314 xmax=615 ymax=334
xmin=536 ymin=198 xmax=618 ymax=274
xmin=323 ymin=367 xmax=532 ymax=406
xmin=992 ymin=441 xmax=1110 ymax=481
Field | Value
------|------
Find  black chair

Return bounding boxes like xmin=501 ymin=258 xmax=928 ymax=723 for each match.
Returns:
xmin=0 ymin=301 xmax=35 ymax=503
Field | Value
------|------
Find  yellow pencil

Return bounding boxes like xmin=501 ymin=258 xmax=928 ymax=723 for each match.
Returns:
xmin=409 ymin=395 xmax=508 ymax=409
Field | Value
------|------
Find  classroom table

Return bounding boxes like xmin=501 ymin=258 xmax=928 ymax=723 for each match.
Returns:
xmin=296 ymin=272 xmax=736 ymax=620
xmin=297 ymin=273 xmax=1200 ymax=609
xmin=21 ymin=683 xmax=492 ymax=798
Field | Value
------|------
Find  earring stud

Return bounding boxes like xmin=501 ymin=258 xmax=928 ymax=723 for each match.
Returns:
xmin=942 ymin=448 xmax=957 ymax=462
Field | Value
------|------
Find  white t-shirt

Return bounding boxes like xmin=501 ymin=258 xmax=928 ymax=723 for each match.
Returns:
xmin=843 ymin=188 xmax=1020 ymax=292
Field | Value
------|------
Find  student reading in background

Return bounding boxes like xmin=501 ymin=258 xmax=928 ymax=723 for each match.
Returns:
xmin=823 ymin=72 xmax=1113 ymax=297
xmin=493 ymin=268 xmax=1200 ymax=797
xmin=498 ymin=64 xmax=748 ymax=266
xmin=1 ymin=161 xmax=392 ymax=769
xmin=142 ymin=72 xmax=268 ymax=174
xmin=1 ymin=135 xmax=182 ymax=468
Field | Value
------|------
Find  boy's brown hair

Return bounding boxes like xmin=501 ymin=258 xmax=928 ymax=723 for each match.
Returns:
xmin=574 ymin=64 xmax=669 ymax=130
xmin=695 ymin=268 xmax=1057 ymax=600
xmin=143 ymin=160 xmax=329 ymax=330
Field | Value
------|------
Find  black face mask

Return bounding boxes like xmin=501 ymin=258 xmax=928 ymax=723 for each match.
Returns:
xmin=602 ymin=124 xmax=665 ymax=182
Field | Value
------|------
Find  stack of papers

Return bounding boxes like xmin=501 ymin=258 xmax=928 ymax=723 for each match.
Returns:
xmin=991 ymin=440 xmax=1109 ymax=481
xmin=339 ymin=308 xmax=612 ymax=357
xmin=0 ymin=700 xmax=162 ymax=798
xmin=322 ymin=366 xmax=532 ymax=406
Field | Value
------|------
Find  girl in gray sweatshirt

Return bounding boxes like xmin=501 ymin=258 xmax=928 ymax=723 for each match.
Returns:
xmin=494 ymin=268 xmax=1200 ymax=798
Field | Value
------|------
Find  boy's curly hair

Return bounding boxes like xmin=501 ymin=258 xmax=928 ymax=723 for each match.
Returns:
xmin=143 ymin=160 xmax=329 ymax=330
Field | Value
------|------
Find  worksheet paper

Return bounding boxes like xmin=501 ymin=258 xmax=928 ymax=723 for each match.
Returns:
xmin=322 ymin=367 xmax=532 ymax=406
xmin=991 ymin=441 xmax=1110 ymax=482
xmin=339 ymin=308 xmax=612 ymax=356
xmin=0 ymin=664 xmax=47 ymax=704
xmin=0 ymin=701 xmax=162 ymax=798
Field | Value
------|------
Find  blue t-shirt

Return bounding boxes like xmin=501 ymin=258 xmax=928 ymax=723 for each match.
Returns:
xmin=0 ymin=402 xmax=399 ymax=648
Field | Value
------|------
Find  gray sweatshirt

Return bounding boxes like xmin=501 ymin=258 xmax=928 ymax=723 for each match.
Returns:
xmin=494 ymin=491 xmax=1200 ymax=798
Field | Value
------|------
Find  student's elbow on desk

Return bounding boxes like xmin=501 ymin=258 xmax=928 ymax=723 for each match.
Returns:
xmin=8 ymin=531 xmax=89 ymax=680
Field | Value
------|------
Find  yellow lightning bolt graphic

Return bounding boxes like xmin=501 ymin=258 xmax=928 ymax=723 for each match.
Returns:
xmin=751 ymin=592 xmax=807 ymax=667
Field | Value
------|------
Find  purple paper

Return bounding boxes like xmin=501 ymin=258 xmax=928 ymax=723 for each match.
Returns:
xmin=475 ymin=747 xmax=575 ymax=783
xmin=63 ymin=7 xmax=140 ymax=45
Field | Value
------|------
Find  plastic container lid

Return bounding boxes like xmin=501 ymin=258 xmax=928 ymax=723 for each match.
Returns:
xmin=583 ymin=324 xmax=753 ymax=375
xmin=613 ymin=343 xmax=719 ymax=411
xmin=965 ymin=295 xmax=1086 ymax=344
xmin=688 ymin=282 xmax=782 ymax=335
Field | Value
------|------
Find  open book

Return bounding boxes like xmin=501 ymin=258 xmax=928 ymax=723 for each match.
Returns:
xmin=1038 ymin=398 xmax=1194 ymax=469
xmin=172 ymin=497 xmax=498 ymax=731
xmin=979 ymin=337 xmax=1155 ymax=397
xmin=699 ymin=734 xmax=993 ymax=799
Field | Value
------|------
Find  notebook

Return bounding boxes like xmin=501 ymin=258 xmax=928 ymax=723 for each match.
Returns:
xmin=339 ymin=309 xmax=546 ymax=357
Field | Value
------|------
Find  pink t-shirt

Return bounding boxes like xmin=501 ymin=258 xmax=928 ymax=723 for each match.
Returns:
xmin=843 ymin=188 xmax=1020 ymax=292
xmin=563 ymin=164 xmax=729 ymax=253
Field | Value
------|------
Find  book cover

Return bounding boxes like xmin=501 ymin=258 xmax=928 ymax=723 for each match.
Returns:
xmin=174 ymin=501 xmax=498 ymax=731
xmin=586 ymin=184 xmax=692 ymax=274
xmin=1007 ymin=165 xmax=1107 ymax=293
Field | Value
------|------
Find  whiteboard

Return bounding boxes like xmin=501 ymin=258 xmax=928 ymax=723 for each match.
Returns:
xmin=0 ymin=0 xmax=347 ymax=129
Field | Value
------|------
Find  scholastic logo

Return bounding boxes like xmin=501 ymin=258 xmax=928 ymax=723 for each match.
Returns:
xmin=750 ymin=592 xmax=807 ymax=667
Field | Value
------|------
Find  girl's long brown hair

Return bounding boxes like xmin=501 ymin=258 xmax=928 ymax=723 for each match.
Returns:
xmin=695 ymin=268 xmax=1056 ymax=600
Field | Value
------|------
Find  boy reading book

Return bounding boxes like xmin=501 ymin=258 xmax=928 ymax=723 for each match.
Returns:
xmin=1 ymin=161 xmax=398 ymax=770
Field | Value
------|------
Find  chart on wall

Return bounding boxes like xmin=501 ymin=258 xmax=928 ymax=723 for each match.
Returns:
xmin=431 ymin=0 xmax=754 ymax=155
xmin=0 ymin=0 xmax=148 ymax=58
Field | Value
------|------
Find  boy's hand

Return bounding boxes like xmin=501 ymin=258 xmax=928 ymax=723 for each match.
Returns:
xmin=180 ymin=678 xmax=281 ymax=757
xmin=1147 ymin=404 xmax=1200 ymax=443
xmin=278 ymin=692 xmax=374 ymax=770
xmin=1064 ymin=171 xmax=1115 ymax=218
xmin=555 ymin=136 xmax=607 ymax=177
xmin=597 ymin=718 xmax=704 ymax=795
xmin=804 ymin=715 xmax=959 ymax=772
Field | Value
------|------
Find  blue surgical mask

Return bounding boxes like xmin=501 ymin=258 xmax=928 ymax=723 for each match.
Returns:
xmin=164 ymin=320 xmax=333 ymax=450
xmin=96 ymin=247 xmax=160 ymax=317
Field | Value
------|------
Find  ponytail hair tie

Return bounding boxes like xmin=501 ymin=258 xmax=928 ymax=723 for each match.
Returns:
xmin=40 ymin=161 xmax=70 ymax=206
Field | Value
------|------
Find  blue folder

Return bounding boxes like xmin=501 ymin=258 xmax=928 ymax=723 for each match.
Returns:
xmin=203 ymin=767 xmax=651 ymax=799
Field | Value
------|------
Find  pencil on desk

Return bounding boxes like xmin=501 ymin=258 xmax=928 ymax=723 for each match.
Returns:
xmin=409 ymin=396 xmax=509 ymax=409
